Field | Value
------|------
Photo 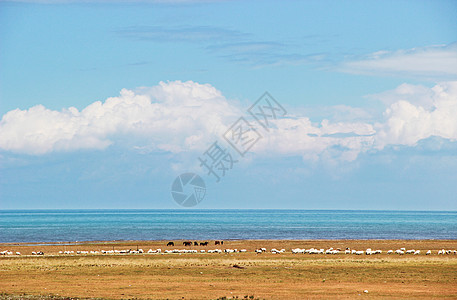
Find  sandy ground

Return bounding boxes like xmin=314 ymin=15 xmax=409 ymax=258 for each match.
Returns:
xmin=1 ymin=240 xmax=456 ymax=299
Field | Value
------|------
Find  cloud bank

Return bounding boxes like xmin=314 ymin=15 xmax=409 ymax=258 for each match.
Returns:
xmin=0 ymin=81 xmax=240 ymax=155
xmin=1 ymin=80 xmax=457 ymax=161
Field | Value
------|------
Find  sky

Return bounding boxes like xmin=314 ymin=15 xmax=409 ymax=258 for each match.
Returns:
xmin=1 ymin=0 xmax=457 ymax=210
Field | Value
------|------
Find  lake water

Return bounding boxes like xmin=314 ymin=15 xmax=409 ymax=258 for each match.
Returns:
xmin=1 ymin=210 xmax=456 ymax=243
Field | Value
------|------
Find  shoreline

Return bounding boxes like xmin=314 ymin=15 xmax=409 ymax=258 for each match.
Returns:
xmin=2 ymin=238 xmax=457 ymax=245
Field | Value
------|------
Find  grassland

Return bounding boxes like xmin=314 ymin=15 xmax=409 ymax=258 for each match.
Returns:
xmin=1 ymin=240 xmax=456 ymax=299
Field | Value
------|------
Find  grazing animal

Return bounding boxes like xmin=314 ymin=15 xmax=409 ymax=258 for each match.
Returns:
xmin=215 ymin=241 xmax=221 ymax=245
xmin=183 ymin=241 xmax=192 ymax=246
xmin=426 ymin=250 xmax=431 ymax=255
xmin=200 ymin=242 xmax=208 ymax=246
xmin=167 ymin=242 xmax=174 ymax=246
xmin=194 ymin=242 xmax=199 ymax=246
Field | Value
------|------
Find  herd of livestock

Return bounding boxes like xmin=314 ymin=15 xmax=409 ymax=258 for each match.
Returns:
xmin=1 ymin=244 xmax=457 ymax=256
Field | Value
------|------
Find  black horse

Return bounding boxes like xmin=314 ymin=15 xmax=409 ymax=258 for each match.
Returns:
xmin=183 ymin=241 xmax=192 ymax=246
xmin=167 ymin=241 xmax=174 ymax=246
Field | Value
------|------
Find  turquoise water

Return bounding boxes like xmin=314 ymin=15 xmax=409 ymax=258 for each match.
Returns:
xmin=0 ymin=210 xmax=456 ymax=243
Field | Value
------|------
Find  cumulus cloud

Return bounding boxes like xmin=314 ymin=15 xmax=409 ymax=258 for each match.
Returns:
xmin=338 ymin=43 xmax=457 ymax=80
xmin=375 ymin=81 xmax=457 ymax=149
xmin=1 ymin=80 xmax=457 ymax=162
xmin=367 ymin=83 xmax=436 ymax=109
xmin=0 ymin=81 xmax=241 ymax=155
xmin=254 ymin=117 xmax=375 ymax=162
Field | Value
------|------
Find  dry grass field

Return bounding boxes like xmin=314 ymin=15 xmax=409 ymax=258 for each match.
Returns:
xmin=1 ymin=240 xmax=457 ymax=299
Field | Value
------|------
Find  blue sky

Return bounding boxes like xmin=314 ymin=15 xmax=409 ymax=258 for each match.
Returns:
xmin=1 ymin=0 xmax=457 ymax=210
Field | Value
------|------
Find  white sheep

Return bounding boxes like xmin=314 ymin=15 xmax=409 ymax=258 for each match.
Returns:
xmin=309 ymin=249 xmax=319 ymax=254
xmin=426 ymin=250 xmax=431 ymax=255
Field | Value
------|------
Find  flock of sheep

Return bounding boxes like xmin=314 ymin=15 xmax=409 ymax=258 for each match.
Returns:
xmin=290 ymin=247 xmax=457 ymax=255
xmin=1 ymin=247 xmax=456 ymax=256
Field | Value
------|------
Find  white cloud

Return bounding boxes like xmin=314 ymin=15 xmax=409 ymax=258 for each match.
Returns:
xmin=254 ymin=117 xmax=375 ymax=162
xmin=367 ymin=83 xmax=436 ymax=109
xmin=339 ymin=43 xmax=457 ymax=80
xmin=1 ymin=80 xmax=457 ymax=162
xmin=0 ymin=81 xmax=241 ymax=155
xmin=375 ymin=81 xmax=457 ymax=149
